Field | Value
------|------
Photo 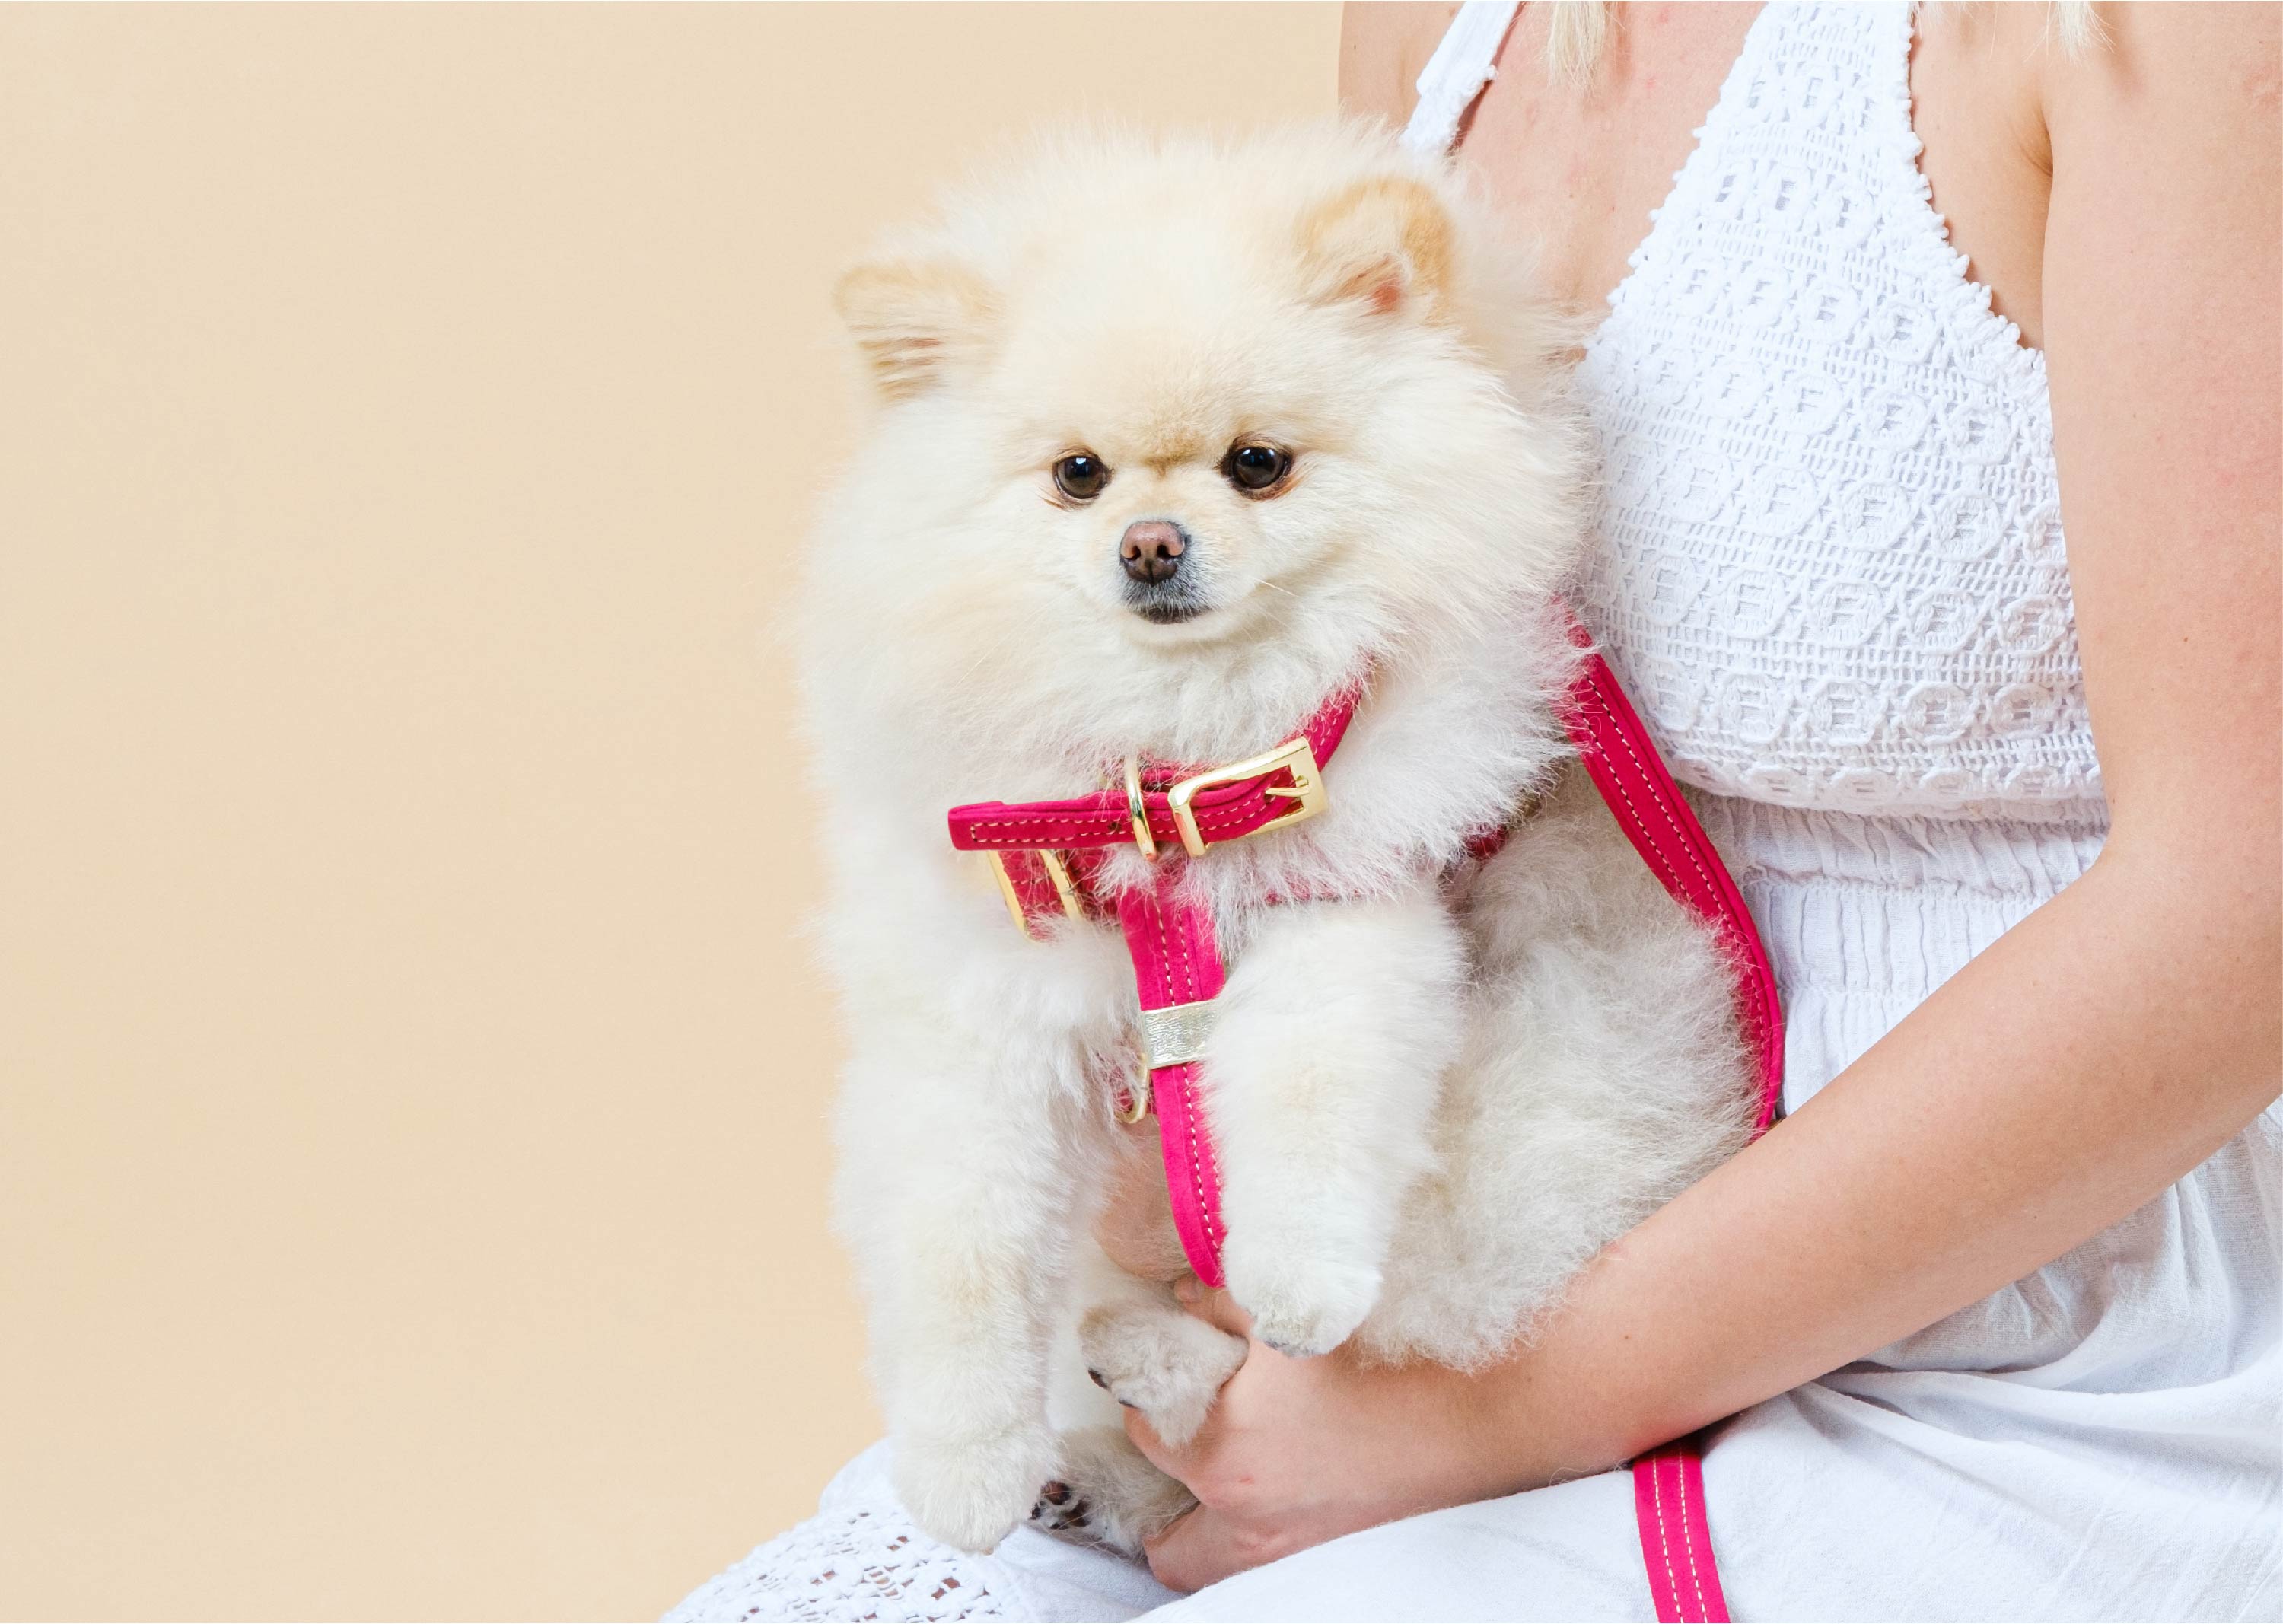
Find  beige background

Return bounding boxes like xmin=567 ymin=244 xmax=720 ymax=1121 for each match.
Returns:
xmin=0 ymin=6 xmax=1340 ymax=1618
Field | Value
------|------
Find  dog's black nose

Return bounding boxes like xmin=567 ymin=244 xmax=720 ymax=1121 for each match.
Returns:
xmin=1120 ymin=521 xmax=1187 ymax=585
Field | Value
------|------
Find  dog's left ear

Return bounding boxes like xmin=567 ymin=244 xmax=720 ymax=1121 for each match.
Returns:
xmin=833 ymin=256 xmax=998 ymax=401
xmin=1298 ymin=174 xmax=1455 ymax=320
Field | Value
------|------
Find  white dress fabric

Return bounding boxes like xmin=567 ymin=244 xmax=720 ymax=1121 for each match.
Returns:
xmin=669 ymin=5 xmax=2281 ymax=1619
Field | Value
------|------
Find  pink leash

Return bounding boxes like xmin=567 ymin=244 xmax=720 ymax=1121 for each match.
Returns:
xmin=947 ymin=608 xmax=1783 ymax=1620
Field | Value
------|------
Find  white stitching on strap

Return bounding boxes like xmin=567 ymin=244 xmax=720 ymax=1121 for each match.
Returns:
xmin=1651 ymin=1454 xmax=1683 ymax=1620
xmin=1583 ymin=693 xmax=1687 ymax=900
xmin=1592 ymin=677 xmax=1721 ymax=903
xmin=1678 ymin=1452 xmax=1711 ymax=1621
xmin=1173 ymin=905 xmax=1224 ymax=1252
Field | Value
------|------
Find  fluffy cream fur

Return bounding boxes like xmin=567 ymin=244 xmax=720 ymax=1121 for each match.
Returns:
xmin=798 ymin=121 xmax=1752 ymax=1557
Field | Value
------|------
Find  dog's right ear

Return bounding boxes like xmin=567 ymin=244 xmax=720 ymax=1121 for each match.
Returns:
xmin=1298 ymin=174 xmax=1455 ymax=322
xmin=833 ymin=257 xmax=997 ymax=401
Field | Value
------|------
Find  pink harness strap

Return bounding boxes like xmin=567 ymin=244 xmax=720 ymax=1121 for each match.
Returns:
xmin=950 ymin=686 xmax=1364 ymax=1291
xmin=1561 ymin=622 xmax=1780 ymax=1624
xmin=1635 ymin=1437 xmax=1732 ymax=1623
xmin=1563 ymin=618 xmax=1783 ymax=1133
xmin=1115 ymin=877 xmax=1232 ymax=1286
xmin=950 ymin=691 xmax=1361 ymax=858
xmin=945 ymin=607 xmax=1782 ymax=1621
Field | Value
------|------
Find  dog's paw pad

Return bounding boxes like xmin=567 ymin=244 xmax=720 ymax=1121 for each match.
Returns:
xmin=1033 ymin=1427 xmax=1194 ymax=1556
xmin=1029 ymin=1485 xmax=1095 ymax=1535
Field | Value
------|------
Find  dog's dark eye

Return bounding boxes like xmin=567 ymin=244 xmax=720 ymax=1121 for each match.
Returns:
xmin=1052 ymin=453 xmax=1110 ymax=502
xmin=1224 ymin=444 xmax=1292 ymax=495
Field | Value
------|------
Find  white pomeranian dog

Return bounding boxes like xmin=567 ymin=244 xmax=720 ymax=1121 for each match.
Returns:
xmin=796 ymin=122 xmax=1753 ymax=1558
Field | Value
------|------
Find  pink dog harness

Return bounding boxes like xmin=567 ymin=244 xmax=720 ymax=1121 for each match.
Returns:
xmin=947 ymin=607 xmax=1781 ymax=1622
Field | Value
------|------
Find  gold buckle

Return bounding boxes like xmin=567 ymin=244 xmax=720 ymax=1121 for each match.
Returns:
xmin=984 ymin=849 xmax=1084 ymax=937
xmin=1164 ymin=737 xmax=1328 ymax=858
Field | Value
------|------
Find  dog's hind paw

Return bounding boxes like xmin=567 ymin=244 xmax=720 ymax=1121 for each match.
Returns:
xmin=1030 ymin=1427 xmax=1195 ymax=1556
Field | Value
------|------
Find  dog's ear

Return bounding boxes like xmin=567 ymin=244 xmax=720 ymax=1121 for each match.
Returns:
xmin=833 ymin=257 xmax=997 ymax=400
xmin=1298 ymin=174 xmax=1454 ymax=320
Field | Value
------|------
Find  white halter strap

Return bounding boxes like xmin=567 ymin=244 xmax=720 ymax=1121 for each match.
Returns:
xmin=1399 ymin=0 xmax=1523 ymax=156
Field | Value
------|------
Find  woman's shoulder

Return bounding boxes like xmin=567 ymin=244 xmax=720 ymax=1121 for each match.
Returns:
xmin=1337 ymin=2 xmax=1461 ymax=127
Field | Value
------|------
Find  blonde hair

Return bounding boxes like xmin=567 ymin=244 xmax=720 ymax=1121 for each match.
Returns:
xmin=1545 ymin=0 xmax=2106 ymax=88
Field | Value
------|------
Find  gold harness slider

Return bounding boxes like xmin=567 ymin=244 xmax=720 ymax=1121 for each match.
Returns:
xmin=983 ymin=849 xmax=1085 ymax=938
xmin=1123 ymin=754 xmax=1158 ymax=861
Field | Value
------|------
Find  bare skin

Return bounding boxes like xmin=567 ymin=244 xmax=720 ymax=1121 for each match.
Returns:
xmin=1107 ymin=2 xmax=2283 ymax=1591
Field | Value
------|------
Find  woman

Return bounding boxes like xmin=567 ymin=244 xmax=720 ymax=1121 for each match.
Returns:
xmin=673 ymin=4 xmax=2278 ymax=1617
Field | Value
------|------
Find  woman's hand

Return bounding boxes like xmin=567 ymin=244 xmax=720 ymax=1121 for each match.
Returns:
xmin=1122 ymin=1279 xmax=1579 ymax=1592
xmin=1091 ymin=1132 xmax=1620 ymax=1592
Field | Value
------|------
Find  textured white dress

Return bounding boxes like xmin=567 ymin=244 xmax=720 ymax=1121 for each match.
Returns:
xmin=668 ymin=6 xmax=2281 ymax=1619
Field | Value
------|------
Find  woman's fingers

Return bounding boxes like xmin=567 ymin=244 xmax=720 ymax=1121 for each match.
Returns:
xmin=1173 ymin=1275 xmax=1256 ymax=1339
xmin=1141 ymin=1504 xmax=1222 ymax=1592
xmin=1143 ymin=1502 xmax=1285 ymax=1593
xmin=1122 ymin=1387 xmax=1208 ymax=1480
xmin=1130 ymin=1283 xmax=1257 ymax=1479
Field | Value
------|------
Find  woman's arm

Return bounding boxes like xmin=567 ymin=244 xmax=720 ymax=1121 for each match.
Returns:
xmin=1129 ymin=6 xmax=2281 ymax=1591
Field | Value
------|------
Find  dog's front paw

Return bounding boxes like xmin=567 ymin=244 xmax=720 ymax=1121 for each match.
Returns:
xmin=1221 ymin=1240 xmax=1381 ymax=1358
xmin=893 ymin=1424 xmax=1057 ymax=1553
xmin=1078 ymin=1298 xmax=1247 ymax=1447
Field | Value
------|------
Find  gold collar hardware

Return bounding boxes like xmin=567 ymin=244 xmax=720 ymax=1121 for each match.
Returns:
xmin=1164 ymin=735 xmax=1328 ymax=858
xmin=1123 ymin=754 xmax=1158 ymax=861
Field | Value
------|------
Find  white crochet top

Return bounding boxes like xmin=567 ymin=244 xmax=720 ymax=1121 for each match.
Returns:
xmin=1570 ymin=2 xmax=2100 ymax=824
xmin=1418 ymin=1 xmax=2101 ymax=820
xmin=1418 ymin=2 xmax=2108 ymax=1115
